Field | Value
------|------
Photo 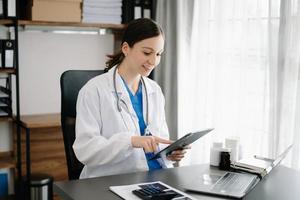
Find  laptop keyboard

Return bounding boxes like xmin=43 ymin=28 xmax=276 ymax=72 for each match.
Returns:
xmin=211 ymin=172 xmax=252 ymax=194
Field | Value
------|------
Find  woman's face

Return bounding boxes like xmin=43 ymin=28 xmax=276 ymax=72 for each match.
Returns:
xmin=122 ymin=35 xmax=164 ymax=77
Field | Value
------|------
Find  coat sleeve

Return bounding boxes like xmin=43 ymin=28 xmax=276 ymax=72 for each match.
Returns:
xmin=155 ymin=86 xmax=175 ymax=168
xmin=73 ymin=83 xmax=134 ymax=167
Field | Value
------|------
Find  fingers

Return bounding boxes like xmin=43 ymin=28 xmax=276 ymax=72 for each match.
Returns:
xmin=153 ymin=136 xmax=173 ymax=144
xmin=150 ymin=137 xmax=158 ymax=153
xmin=183 ymin=145 xmax=192 ymax=149
xmin=131 ymin=136 xmax=159 ymax=153
xmin=167 ymin=150 xmax=187 ymax=162
xmin=142 ymin=137 xmax=157 ymax=153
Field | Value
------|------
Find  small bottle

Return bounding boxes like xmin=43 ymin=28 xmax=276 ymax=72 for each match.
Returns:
xmin=219 ymin=150 xmax=231 ymax=170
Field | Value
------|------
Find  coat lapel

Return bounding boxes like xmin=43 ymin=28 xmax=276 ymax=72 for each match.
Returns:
xmin=107 ymin=66 xmax=140 ymax=133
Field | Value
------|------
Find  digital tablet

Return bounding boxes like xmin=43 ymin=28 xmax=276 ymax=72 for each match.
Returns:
xmin=149 ymin=128 xmax=214 ymax=160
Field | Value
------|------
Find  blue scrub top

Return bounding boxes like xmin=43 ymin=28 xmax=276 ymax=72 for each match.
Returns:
xmin=122 ymin=78 xmax=162 ymax=170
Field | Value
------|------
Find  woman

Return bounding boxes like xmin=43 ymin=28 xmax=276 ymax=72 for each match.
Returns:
xmin=73 ymin=18 xmax=187 ymax=179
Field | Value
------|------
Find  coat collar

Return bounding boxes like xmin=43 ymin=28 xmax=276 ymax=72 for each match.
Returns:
xmin=106 ymin=65 xmax=155 ymax=95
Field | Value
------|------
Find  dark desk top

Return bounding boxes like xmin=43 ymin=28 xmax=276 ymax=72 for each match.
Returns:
xmin=54 ymin=164 xmax=300 ymax=200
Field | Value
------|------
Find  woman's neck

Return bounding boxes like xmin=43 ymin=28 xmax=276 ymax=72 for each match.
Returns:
xmin=118 ymin=62 xmax=141 ymax=94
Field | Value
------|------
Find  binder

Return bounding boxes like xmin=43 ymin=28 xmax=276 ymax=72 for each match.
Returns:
xmin=0 ymin=40 xmax=2 ymax=68
xmin=134 ymin=0 xmax=142 ymax=19
xmin=122 ymin=0 xmax=156 ymax=23
xmin=0 ymin=173 xmax=8 ymax=197
xmin=0 ymin=0 xmax=4 ymax=18
xmin=2 ymin=40 xmax=14 ymax=68
xmin=134 ymin=0 xmax=153 ymax=19
xmin=143 ymin=0 xmax=151 ymax=18
xmin=3 ymin=0 xmax=16 ymax=18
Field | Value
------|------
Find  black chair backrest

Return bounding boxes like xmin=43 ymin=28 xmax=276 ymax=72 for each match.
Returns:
xmin=60 ymin=70 xmax=104 ymax=180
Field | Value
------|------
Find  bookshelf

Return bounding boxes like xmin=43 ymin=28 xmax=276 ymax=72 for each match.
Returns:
xmin=0 ymin=18 xmax=20 ymax=164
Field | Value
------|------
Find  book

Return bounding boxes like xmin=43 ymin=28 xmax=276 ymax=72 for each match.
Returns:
xmin=109 ymin=181 xmax=197 ymax=200
xmin=0 ymin=173 xmax=8 ymax=197
xmin=231 ymin=157 xmax=273 ymax=178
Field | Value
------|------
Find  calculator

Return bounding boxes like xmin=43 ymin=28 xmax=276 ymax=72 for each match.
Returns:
xmin=132 ymin=183 xmax=182 ymax=200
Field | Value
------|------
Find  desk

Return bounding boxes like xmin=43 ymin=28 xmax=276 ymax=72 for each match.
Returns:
xmin=54 ymin=164 xmax=300 ymax=200
xmin=18 ymin=113 xmax=62 ymax=180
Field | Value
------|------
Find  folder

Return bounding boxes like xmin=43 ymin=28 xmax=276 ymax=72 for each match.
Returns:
xmin=2 ymin=40 xmax=14 ymax=68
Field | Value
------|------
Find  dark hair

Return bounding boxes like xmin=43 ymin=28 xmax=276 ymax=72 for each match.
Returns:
xmin=105 ymin=18 xmax=164 ymax=71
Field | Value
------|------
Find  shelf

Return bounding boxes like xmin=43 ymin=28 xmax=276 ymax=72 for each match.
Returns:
xmin=0 ymin=19 xmax=14 ymax=25
xmin=0 ymin=116 xmax=13 ymax=122
xmin=18 ymin=20 xmax=126 ymax=31
xmin=0 ymin=69 xmax=16 ymax=74
xmin=0 ymin=194 xmax=15 ymax=200
xmin=0 ymin=151 xmax=15 ymax=169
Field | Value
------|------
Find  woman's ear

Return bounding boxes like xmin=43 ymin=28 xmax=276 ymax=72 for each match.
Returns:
xmin=121 ymin=42 xmax=130 ymax=56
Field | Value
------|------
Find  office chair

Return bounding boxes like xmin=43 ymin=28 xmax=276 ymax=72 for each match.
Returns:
xmin=60 ymin=70 xmax=104 ymax=180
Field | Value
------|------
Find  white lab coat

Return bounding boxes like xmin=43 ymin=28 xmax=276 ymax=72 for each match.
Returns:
xmin=73 ymin=66 xmax=173 ymax=179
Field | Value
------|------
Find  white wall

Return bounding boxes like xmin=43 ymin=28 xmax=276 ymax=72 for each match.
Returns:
xmin=0 ymin=122 xmax=12 ymax=152
xmin=0 ymin=30 xmax=114 ymax=193
xmin=17 ymin=30 xmax=114 ymax=114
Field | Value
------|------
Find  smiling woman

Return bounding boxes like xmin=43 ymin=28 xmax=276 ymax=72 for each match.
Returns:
xmin=73 ymin=18 xmax=189 ymax=179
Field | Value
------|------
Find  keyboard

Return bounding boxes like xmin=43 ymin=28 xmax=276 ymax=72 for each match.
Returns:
xmin=211 ymin=172 xmax=252 ymax=194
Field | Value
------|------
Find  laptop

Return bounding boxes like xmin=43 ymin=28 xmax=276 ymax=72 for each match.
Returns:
xmin=183 ymin=144 xmax=293 ymax=199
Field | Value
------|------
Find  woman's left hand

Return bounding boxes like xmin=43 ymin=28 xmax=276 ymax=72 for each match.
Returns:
xmin=166 ymin=146 xmax=191 ymax=162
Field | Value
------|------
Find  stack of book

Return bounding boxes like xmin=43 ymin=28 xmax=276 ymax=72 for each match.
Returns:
xmin=0 ymin=77 xmax=11 ymax=117
xmin=82 ymin=0 xmax=122 ymax=24
xmin=26 ymin=0 xmax=82 ymax=22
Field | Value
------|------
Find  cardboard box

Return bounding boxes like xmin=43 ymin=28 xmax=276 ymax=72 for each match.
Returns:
xmin=26 ymin=0 xmax=82 ymax=22
xmin=32 ymin=0 xmax=82 ymax=3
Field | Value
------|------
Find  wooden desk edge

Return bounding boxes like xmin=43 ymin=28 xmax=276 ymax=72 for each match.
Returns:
xmin=18 ymin=113 xmax=61 ymax=129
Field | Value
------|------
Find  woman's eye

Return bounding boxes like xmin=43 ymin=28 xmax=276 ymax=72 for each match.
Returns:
xmin=143 ymin=52 xmax=151 ymax=55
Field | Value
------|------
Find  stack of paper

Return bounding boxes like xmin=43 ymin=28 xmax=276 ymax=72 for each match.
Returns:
xmin=231 ymin=158 xmax=273 ymax=178
xmin=82 ymin=0 xmax=122 ymax=24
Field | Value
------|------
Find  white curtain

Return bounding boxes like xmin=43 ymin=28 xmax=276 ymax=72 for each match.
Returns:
xmin=177 ymin=0 xmax=300 ymax=169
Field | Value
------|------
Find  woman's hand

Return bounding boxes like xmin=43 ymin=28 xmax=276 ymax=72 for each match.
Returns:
xmin=131 ymin=136 xmax=172 ymax=153
xmin=167 ymin=145 xmax=191 ymax=162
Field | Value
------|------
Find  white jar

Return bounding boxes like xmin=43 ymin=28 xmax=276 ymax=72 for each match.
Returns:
xmin=225 ymin=137 xmax=239 ymax=162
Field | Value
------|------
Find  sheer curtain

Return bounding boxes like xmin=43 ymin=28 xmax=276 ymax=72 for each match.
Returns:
xmin=272 ymin=0 xmax=300 ymax=168
xmin=176 ymin=0 xmax=300 ymax=169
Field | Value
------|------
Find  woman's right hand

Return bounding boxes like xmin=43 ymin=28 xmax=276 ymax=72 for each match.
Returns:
xmin=131 ymin=136 xmax=173 ymax=153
